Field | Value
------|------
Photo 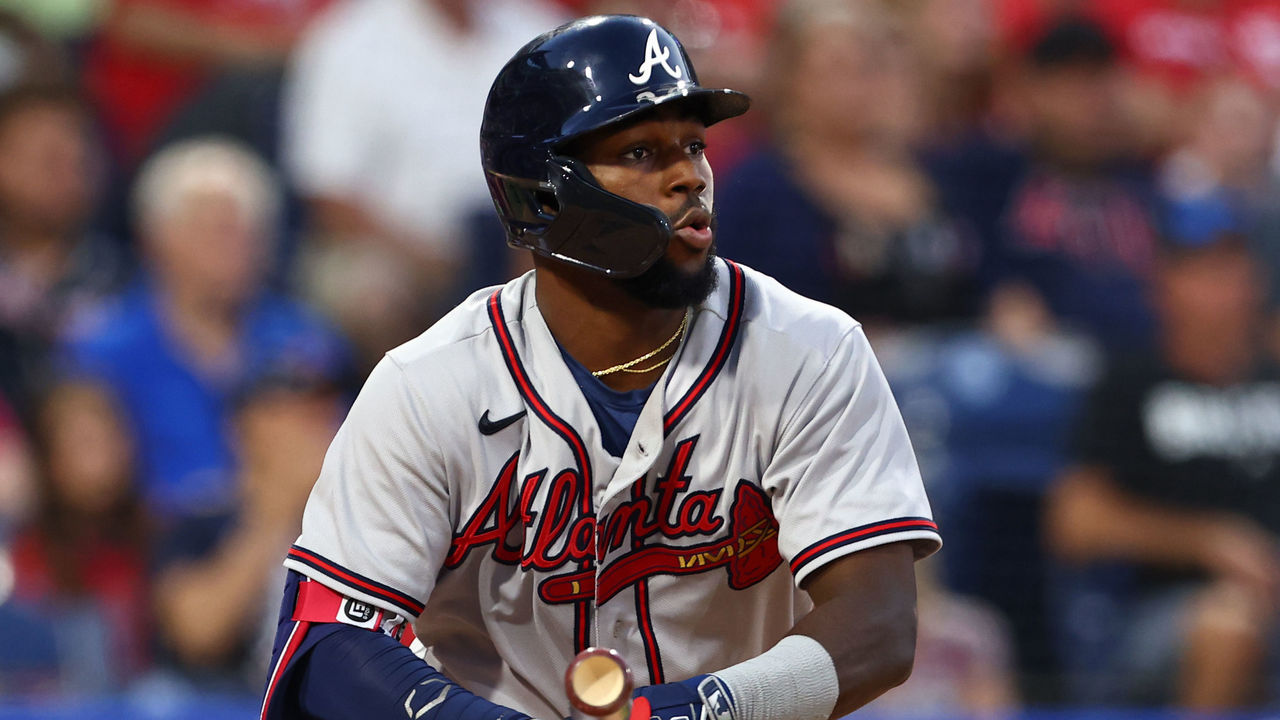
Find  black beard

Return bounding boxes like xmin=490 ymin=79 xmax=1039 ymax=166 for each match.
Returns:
xmin=617 ymin=242 xmax=719 ymax=309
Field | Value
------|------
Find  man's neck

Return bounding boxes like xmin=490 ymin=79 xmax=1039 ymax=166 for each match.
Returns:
xmin=534 ymin=262 xmax=687 ymax=392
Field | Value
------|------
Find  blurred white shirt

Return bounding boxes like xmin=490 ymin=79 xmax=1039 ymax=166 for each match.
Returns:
xmin=284 ymin=0 xmax=567 ymax=260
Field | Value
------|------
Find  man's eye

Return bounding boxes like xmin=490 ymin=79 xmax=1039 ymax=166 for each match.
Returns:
xmin=688 ymin=141 xmax=707 ymax=156
xmin=624 ymin=147 xmax=651 ymax=161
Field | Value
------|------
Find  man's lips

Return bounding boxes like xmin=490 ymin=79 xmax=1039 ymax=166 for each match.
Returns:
xmin=672 ymin=207 xmax=713 ymax=250
xmin=675 ymin=224 xmax=713 ymax=249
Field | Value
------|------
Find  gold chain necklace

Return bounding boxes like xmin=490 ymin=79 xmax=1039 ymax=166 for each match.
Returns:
xmin=591 ymin=310 xmax=689 ymax=378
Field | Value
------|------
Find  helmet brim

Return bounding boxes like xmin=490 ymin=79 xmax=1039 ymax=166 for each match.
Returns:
xmin=557 ymin=87 xmax=751 ymax=147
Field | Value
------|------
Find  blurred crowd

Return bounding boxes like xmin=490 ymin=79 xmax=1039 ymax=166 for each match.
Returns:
xmin=0 ymin=0 xmax=1278 ymax=715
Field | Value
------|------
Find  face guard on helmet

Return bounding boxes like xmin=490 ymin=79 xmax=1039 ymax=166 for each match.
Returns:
xmin=480 ymin=15 xmax=750 ymax=278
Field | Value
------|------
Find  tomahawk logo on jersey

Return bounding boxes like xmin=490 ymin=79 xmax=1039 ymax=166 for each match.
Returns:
xmin=280 ymin=260 xmax=940 ymax=720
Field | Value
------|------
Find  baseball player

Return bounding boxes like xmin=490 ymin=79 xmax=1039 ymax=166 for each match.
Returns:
xmin=260 ymin=15 xmax=940 ymax=720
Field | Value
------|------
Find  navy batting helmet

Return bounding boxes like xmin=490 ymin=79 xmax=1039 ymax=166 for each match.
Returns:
xmin=480 ymin=15 xmax=750 ymax=278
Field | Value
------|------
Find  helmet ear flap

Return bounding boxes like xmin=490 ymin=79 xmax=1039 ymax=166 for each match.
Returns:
xmin=538 ymin=157 xmax=672 ymax=278
xmin=484 ymin=173 xmax=558 ymax=240
xmin=484 ymin=158 xmax=671 ymax=278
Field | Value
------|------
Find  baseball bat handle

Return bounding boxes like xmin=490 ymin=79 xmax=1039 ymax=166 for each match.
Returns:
xmin=565 ymin=647 xmax=634 ymax=720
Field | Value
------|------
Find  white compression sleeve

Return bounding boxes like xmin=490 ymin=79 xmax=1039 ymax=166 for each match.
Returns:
xmin=712 ymin=634 xmax=839 ymax=720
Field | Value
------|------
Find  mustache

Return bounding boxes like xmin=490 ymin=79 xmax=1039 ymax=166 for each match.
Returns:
xmin=670 ymin=203 xmax=713 ymax=229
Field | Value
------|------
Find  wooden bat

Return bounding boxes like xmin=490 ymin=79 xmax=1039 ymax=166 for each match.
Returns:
xmin=565 ymin=647 xmax=634 ymax=720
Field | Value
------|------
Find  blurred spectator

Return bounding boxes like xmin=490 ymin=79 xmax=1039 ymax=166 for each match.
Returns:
xmin=863 ymin=558 xmax=1020 ymax=718
xmin=1156 ymin=79 xmax=1280 ymax=349
xmin=59 ymin=137 xmax=348 ymax=519
xmin=0 ymin=83 xmax=124 ymax=420
xmin=984 ymin=17 xmax=1160 ymax=352
xmin=899 ymin=0 xmax=1003 ymax=146
xmin=997 ymin=0 xmax=1280 ymax=154
xmin=82 ymin=0 xmax=338 ymax=167
xmin=1160 ymin=78 xmax=1275 ymax=207
xmin=882 ymin=285 xmax=1097 ymax=702
xmin=151 ymin=363 xmax=342 ymax=690
xmin=1046 ymin=219 xmax=1280 ymax=709
xmin=5 ymin=382 xmax=149 ymax=695
xmin=283 ymin=0 xmax=565 ymax=372
xmin=717 ymin=0 xmax=981 ymax=333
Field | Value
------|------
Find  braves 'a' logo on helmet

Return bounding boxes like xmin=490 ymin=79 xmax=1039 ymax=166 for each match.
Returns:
xmin=629 ymin=28 xmax=684 ymax=85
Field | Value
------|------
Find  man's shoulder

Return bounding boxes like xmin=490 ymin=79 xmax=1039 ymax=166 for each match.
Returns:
xmin=384 ymin=278 xmax=521 ymax=370
xmin=724 ymin=260 xmax=862 ymax=356
xmin=360 ymin=279 xmax=526 ymax=429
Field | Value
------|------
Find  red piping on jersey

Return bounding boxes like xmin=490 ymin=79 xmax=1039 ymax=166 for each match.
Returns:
xmin=487 ymin=289 xmax=597 ymax=653
xmin=789 ymin=518 xmax=939 ymax=575
xmin=259 ymin=619 xmax=309 ymax=720
xmin=486 ymin=291 xmax=594 ymax=509
xmin=287 ymin=546 xmax=425 ymax=617
xmin=664 ymin=260 xmax=746 ymax=436
xmin=631 ymin=476 xmax=664 ymax=684
xmin=635 ymin=582 xmax=664 ymax=683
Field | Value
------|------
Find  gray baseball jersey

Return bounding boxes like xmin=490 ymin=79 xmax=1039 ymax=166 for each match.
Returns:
xmin=284 ymin=258 xmax=940 ymax=719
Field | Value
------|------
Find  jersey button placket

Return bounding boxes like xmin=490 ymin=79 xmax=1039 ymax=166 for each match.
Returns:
xmin=591 ymin=480 xmax=601 ymax=647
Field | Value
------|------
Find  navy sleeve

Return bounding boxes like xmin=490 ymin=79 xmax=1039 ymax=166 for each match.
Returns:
xmin=261 ymin=571 xmax=532 ymax=720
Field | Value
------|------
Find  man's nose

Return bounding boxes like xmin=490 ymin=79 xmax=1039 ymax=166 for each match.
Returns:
xmin=664 ymin=154 xmax=707 ymax=198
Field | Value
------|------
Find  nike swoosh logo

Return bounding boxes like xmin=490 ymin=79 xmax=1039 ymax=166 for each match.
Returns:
xmin=478 ymin=409 xmax=526 ymax=435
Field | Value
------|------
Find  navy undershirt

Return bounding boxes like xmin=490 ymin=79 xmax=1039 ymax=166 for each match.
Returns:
xmin=558 ymin=344 xmax=655 ymax=457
